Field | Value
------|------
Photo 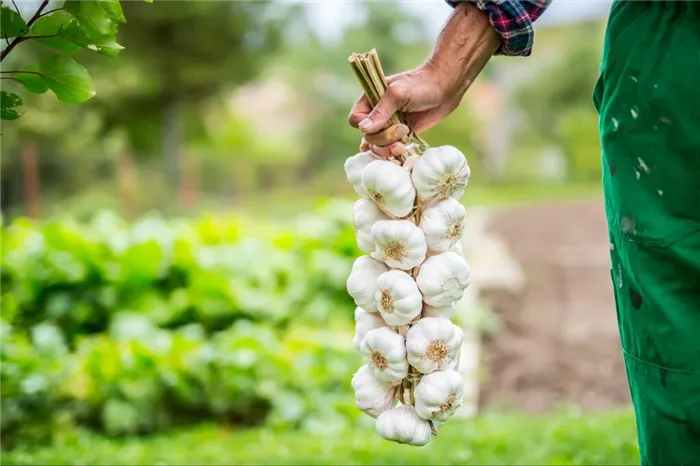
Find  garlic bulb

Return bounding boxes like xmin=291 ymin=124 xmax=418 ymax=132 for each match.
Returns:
xmin=419 ymin=198 xmax=467 ymax=252
xmin=354 ymin=307 xmax=388 ymax=351
xmin=376 ymin=404 xmax=432 ymax=446
xmin=412 ymin=146 xmax=470 ymax=203
xmin=422 ymin=304 xmax=456 ymax=318
xmin=406 ymin=317 xmax=463 ymax=374
xmin=371 ymin=220 xmax=427 ymax=270
xmin=351 ymin=364 xmax=398 ymax=418
xmin=345 ymin=151 xmax=380 ymax=197
xmin=414 ymin=369 xmax=464 ymax=422
xmin=416 ymin=251 xmax=470 ymax=306
xmin=361 ymin=160 xmax=416 ymax=218
xmin=374 ymin=270 xmax=422 ymax=326
xmin=361 ymin=327 xmax=409 ymax=383
xmin=353 ymin=198 xmax=390 ymax=253
xmin=347 ymin=256 xmax=389 ymax=312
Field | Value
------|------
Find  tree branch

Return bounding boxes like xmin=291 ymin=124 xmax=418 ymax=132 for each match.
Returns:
xmin=10 ymin=0 xmax=20 ymax=15
xmin=0 ymin=0 xmax=50 ymax=62
xmin=38 ymin=7 xmax=64 ymax=18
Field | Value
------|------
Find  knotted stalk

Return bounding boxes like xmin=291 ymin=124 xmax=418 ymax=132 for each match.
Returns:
xmin=348 ymin=48 xmax=438 ymax=436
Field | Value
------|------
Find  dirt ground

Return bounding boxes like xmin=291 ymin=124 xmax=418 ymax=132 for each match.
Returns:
xmin=478 ymin=200 xmax=632 ymax=412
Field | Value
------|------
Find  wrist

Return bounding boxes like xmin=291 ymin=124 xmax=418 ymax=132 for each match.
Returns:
xmin=426 ymin=2 xmax=501 ymax=98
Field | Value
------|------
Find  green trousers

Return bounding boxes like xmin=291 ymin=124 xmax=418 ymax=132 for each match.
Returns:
xmin=593 ymin=1 xmax=700 ymax=464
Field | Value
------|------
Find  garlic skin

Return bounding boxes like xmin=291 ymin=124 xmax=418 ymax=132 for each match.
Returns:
xmin=345 ymin=151 xmax=380 ymax=197
xmin=419 ymin=198 xmax=467 ymax=253
xmin=374 ymin=270 xmax=422 ymax=326
xmin=347 ymin=256 xmax=389 ymax=312
xmin=376 ymin=404 xmax=432 ymax=446
xmin=371 ymin=220 xmax=427 ymax=270
xmin=414 ymin=369 xmax=465 ymax=422
xmin=422 ymin=304 xmax=456 ymax=319
xmin=361 ymin=160 xmax=416 ymax=218
xmin=412 ymin=146 xmax=470 ymax=204
xmin=406 ymin=317 xmax=463 ymax=374
xmin=351 ymin=364 xmax=398 ymax=418
xmin=354 ymin=307 xmax=388 ymax=351
xmin=353 ymin=198 xmax=390 ymax=253
xmin=361 ymin=327 xmax=409 ymax=383
xmin=416 ymin=251 xmax=470 ymax=306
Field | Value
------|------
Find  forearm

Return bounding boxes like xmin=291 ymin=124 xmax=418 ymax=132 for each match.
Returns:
xmin=426 ymin=3 xmax=502 ymax=99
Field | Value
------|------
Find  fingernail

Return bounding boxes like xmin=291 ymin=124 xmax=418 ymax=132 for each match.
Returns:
xmin=358 ymin=118 xmax=372 ymax=130
xmin=396 ymin=124 xmax=409 ymax=138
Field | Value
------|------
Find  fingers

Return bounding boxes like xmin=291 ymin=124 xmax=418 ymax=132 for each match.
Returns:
xmin=359 ymin=138 xmax=369 ymax=152
xmin=369 ymin=142 xmax=406 ymax=158
xmin=364 ymin=123 xmax=409 ymax=146
xmin=348 ymin=95 xmax=372 ymax=128
xmin=358 ymin=82 xmax=409 ymax=134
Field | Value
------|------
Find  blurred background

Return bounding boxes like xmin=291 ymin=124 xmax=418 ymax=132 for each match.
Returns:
xmin=1 ymin=0 xmax=640 ymax=464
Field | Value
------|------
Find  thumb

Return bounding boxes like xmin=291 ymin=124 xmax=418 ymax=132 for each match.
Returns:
xmin=358 ymin=83 xmax=406 ymax=134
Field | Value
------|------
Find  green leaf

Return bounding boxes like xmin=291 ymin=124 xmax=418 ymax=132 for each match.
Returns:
xmin=38 ymin=55 xmax=96 ymax=103
xmin=1 ymin=6 xmax=29 ymax=38
xmin=31 ymin=10 xmax=80 ymax=53
xmin=63 ymin=0 xmax=117 ymax=39
xmin=1 ymin=91 xmax=23 ymax=120
xmin=99 ymin=0 xmax=126 ymax=24
xmin=13 ymin=66 xmax=49 ymax=94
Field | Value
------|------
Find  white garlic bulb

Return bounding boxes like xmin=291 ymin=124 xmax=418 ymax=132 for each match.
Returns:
xmin=347 ymin=256 xmax=389 ymax=312
xmin=371 ymin=220 xmax=427 ymax=270
xmin=361 ymin=327 xmax=409 ymax=383
xmin=416 ymin=251 xmax=470 ymax=306
xmin=345 ymin=151 xmax=380 ymax=197
xmin=414 ymin=369 xmax=464 ymax=422
xmin=376 ymin=404 xmax=432 ymax=446
xmin=361 ymin=160 xmax=416 ymax=218
xmin=353 ymin=198 xmax=390 ymax=253
xmin=406 ymin=317 xmax=463 ymax=374
xmin=374 ymin=270 xmax=422 ymax=326
xmin=354 ymin=307 xmax=388 ymax=351
xmin=351 ymin=364 xmax=398 ymax=418
xmin=419 ymin=198 xmax=467 ymax=252
xmin=422 ymin=304 xmax=456 ymax=318
xmin=412 ymin=146 xmax=470 ymax=204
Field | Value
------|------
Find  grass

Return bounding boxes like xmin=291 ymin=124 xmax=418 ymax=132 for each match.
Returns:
xmin=2 ymin=408 xmax=639 ymax=465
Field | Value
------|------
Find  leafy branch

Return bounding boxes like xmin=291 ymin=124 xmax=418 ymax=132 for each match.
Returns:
xmin=0 ymin=0 xmax=150 ymax=120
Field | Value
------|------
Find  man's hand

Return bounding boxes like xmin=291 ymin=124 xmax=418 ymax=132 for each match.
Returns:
xmin=347 ymin=2 xmax=501 ymax=157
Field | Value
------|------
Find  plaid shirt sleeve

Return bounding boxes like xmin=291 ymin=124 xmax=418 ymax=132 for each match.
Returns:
xmin=446 ymin=0 xmax=553 ymax=56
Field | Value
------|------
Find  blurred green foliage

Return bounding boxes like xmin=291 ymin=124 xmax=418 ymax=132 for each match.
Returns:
xmin=0 ymin=199 xmax=367 ymax=447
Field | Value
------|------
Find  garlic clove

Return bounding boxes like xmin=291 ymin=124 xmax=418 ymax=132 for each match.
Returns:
xmin=351 ymin=364 xmax=398 ymax=418
xmin=354 ymin=307 xmax=389 ymax=351
xmin=414 ymin=369 xmax=465 ymax=422
xmin=361 ymin=160 xmax=416 ymax=218
xmin=374 ymin=270 xmax=422 ymax=326
xmin=411 ymin=146 xmax=470 ymax=204
xmin=419 ymin=198 xmax=467 ymax=253
xmin=361 ymin=327 xmax=409 ymax=383
xmin=353 ymin=198 xmax=390 ymax=253
xmin=376 ymin=404 xmax=432 ymax=446
xmin=416 ymin=251 xmax=470 ymax=307
xmin=406 ymin=317 xmax=463 ymax=374
xmin=345 ymin=151 xmax=381 ymax=197
xmin=422 ymin=304 xmax=456 ymax=318
xmin=371 ymin=220 xmax=427 ymax=270
xmin=347 ymin=256 xmax=389 ymax=312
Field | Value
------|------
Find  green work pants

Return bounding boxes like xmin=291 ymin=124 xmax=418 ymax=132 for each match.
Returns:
xmin=593 ymin=1 xmax=700 ymax=464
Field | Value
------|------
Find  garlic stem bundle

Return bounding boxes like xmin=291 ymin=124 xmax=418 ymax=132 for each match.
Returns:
xmin=371 ymin=220 xmax=427 ymax=270
xmin=406 ymin=317 xmax=463 ymax=374
xmin=375 ymin=403 xmax=432 ymax=446
xmin=347 ymin=256 xmax=389 ymax=312
xmin=354 ymin=307 xmax=389 ymax=351
xmin=361 ymin=160 xmax=416 ymax=218
xmin=374 ymin=270 xmax=422 ymax=326
xmin=353 ymin=198 xmax=390 ymax=253
xmin=352 ymin=364 xmax=398 ymax=418
xmin=414 ymin=369 xmax=464 ymax=422
xmin=361 ymin=327 xmax=409 ymax=383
